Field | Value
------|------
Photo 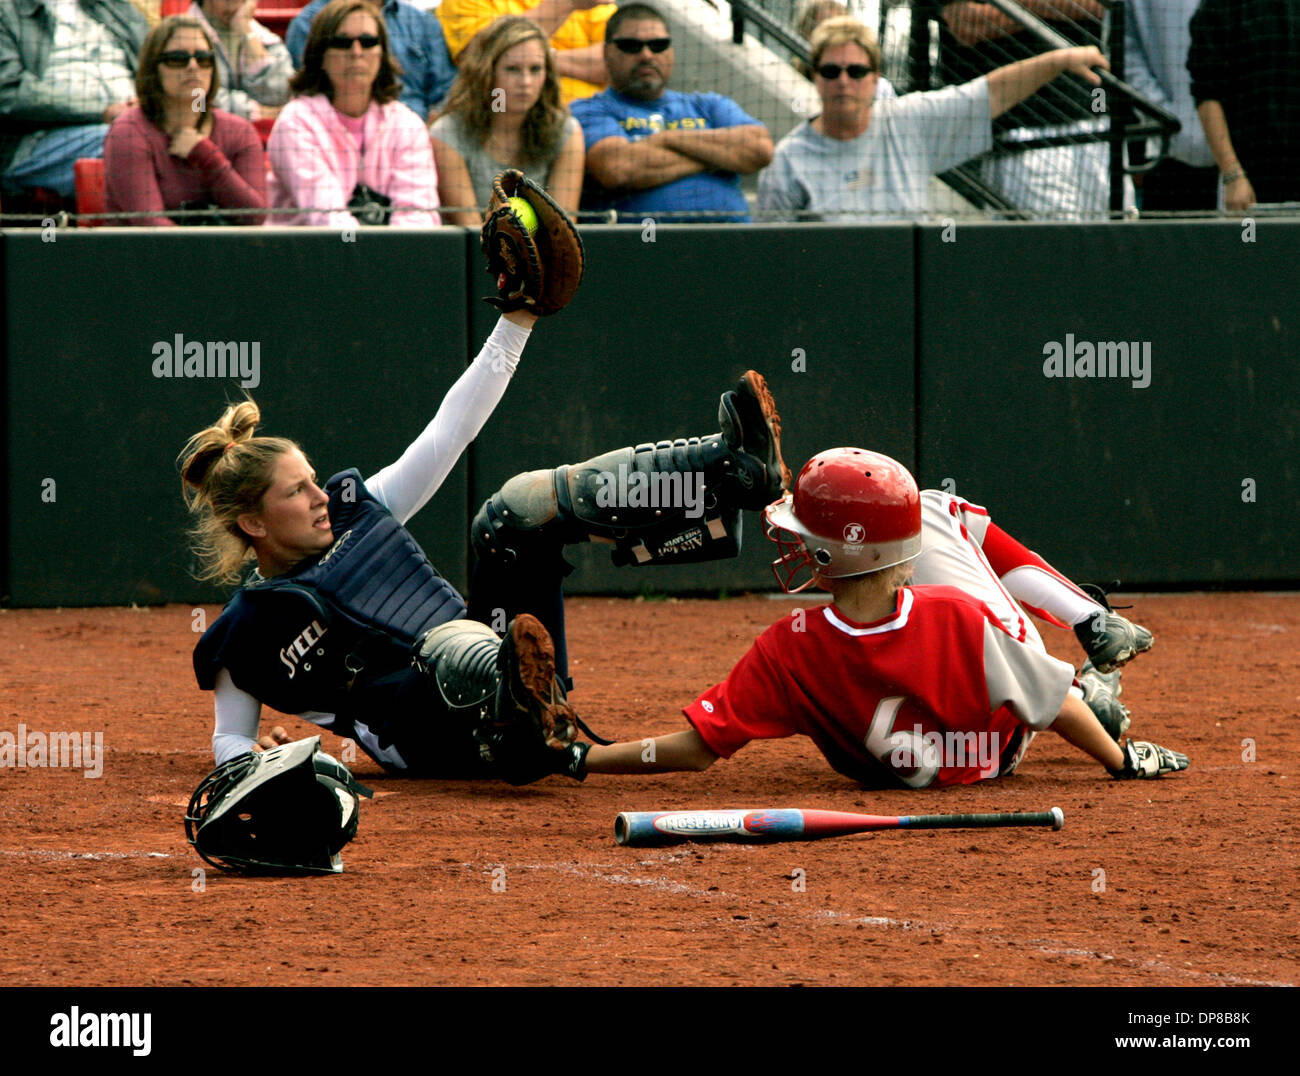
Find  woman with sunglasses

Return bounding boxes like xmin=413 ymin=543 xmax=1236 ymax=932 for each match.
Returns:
xmin=431 ymin=16 xmax=582 ymax=225
xmin=757 ymin=15 xmax=1109 ymax=221
xmin=103 ymin=16 xmax=267 ymax=226
xmin=268 ymin=0 xmax=438 ymax=226
xmin=788 ymin=0 xmax=896 ymax=102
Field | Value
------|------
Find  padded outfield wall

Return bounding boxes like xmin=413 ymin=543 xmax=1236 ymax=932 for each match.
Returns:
xmin=1 ymin=222 xmax=1296 ymax=607
xmin=913 ymin=220 xmax=1299 ymax=586
xmin=1 ymin=229 xmax=472 ymax=608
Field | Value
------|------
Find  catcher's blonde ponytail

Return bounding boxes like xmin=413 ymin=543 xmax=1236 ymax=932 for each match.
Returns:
xmin=177 ymin=400 xmax=302 ymax=585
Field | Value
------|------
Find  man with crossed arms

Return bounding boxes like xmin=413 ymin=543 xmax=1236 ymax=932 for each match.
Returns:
xmin=571 ymin=2 xmax=773 ymax=222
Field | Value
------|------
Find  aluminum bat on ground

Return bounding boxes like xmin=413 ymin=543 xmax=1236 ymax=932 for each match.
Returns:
xmin=614 ymin=807 xmax=1065 ymax=846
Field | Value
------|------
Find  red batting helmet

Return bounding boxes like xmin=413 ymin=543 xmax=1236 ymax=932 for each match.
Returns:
xmin=763 ymin=447 xmax=922 ymax=593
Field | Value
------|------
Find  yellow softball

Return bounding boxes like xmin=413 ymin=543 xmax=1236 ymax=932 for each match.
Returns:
xmin=507 ymin=196 xmax=538 ymax=234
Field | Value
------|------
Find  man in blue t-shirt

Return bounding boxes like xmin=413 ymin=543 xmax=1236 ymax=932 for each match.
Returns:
xmin=570 ymin=3 xmax=773 ymax=221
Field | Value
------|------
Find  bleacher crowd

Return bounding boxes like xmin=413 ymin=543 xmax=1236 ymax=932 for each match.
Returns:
xmin=1 ymin=0 xmax=1295 ymax=225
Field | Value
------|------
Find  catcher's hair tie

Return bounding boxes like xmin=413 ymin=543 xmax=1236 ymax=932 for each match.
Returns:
xmin=223 ymin=441 xmax=237 ymax=454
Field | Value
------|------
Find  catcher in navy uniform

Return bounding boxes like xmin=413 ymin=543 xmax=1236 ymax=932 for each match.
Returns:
xmin=179 ymin=174 xmax=790 ymax=787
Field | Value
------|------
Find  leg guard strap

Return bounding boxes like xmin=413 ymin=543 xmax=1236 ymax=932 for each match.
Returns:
xmin=472 ymin=435 xmax=762 ymax=570
xmin=471 ymin=469 xmax=571 ymax=563
xmin=558 ymin=438 xmax=748 ymax=566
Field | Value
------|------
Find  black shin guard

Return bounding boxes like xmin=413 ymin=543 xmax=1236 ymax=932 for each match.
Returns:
xmin=472 ymin=435 xmax=764 ymax=569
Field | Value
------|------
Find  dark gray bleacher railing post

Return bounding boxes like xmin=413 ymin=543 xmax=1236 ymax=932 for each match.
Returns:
xmin=984 ymin=0 xmax=1180 ymax=159
xmin=727 ymin=0 xmax=811 ymax=56
xmin=908 ymin=6 xmax=932 ymax=93
xmin=1109 ymin=0 xmax=1128 ymax=215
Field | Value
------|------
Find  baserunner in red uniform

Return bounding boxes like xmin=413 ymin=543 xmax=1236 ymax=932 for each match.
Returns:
xmin=578 ymin=447 xmax=1188 ymax=787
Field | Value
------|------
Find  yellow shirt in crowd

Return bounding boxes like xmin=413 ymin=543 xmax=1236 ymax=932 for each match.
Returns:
xmin=437 ymin=0 xmax=616 ymax=103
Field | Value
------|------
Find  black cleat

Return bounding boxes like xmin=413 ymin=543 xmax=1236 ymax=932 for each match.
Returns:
xmin=1079 ymin=662 xmax=1131 ymax=742
xmin=1074 ymin=588 xmax=1153 ymax=674
xmin=495 ymin=614 xmax=577 ymax=749
xmin=719 ymin=370 xmax=792 ymax=506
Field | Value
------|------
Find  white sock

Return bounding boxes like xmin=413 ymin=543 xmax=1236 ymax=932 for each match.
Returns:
xmin=1001 ymin=566 xmax=1102 ymax=625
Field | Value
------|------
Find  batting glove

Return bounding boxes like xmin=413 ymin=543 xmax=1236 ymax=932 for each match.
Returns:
xmin=1109 ymin=739 xmax=1190 ymax=779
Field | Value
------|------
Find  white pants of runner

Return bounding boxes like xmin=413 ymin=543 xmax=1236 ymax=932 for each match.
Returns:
xmin=910 ymin=489 xmax=1048 ymax=773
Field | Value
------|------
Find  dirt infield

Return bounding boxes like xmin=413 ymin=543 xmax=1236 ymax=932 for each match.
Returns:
xmin=0 ymin=592 xmax=1295 ymax=988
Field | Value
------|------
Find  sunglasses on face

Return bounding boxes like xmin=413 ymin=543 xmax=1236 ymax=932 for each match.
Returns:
xmin=325 ymin=34 xmax=382 ymax=50
xmin=610 ymin=37 xmax=671 ymax=55
xmin=816 ymin=63 xmax=874 ymax=80
xmin=159 ymin=50 xmax=215 ymax=69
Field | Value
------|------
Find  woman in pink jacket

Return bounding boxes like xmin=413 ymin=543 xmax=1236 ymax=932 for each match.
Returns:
xmin=268 ymin=0 xmax=439 ymax=226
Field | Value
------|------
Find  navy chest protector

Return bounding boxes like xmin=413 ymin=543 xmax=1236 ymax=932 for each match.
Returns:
xmin=193 ymin=469 xmax=466 ymax=717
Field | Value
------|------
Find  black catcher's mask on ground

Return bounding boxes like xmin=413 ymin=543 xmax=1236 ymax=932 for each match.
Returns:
xmin=185 ymin=737 xmax=373 ymax=875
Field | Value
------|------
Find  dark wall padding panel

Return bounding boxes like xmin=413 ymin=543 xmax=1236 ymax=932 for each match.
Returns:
xmin=915 ymin=221 xmax=1299 ymax=585
xmin=4 ymin=229 xmax=471 ymax=606
xmin=4 ymin=221 xmax=1296 ymax=607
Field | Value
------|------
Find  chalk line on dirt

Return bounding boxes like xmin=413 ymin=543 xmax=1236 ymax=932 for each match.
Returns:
xmin=0 ymin=849 xmax=172 ymax=860
xmin=506 ymin=859 xmax=1295 ymax=988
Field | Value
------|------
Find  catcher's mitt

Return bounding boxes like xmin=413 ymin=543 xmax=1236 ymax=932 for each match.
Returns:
xmin=481 ymin=169 xmax=584 ymax=316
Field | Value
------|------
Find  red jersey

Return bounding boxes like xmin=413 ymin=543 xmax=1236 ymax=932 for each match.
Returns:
xmin=685 ymin=586 xmax=1075 ymax=788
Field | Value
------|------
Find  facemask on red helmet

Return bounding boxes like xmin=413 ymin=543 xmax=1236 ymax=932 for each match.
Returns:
xmin=763 ymin=447 xmax=922 ymax=593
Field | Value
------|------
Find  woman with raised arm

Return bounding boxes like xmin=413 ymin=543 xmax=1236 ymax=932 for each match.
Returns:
xmin=178 ymin=295 xmax=790 ymax=784
xmin=179 ymin=308 xmax=571 ymax=783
